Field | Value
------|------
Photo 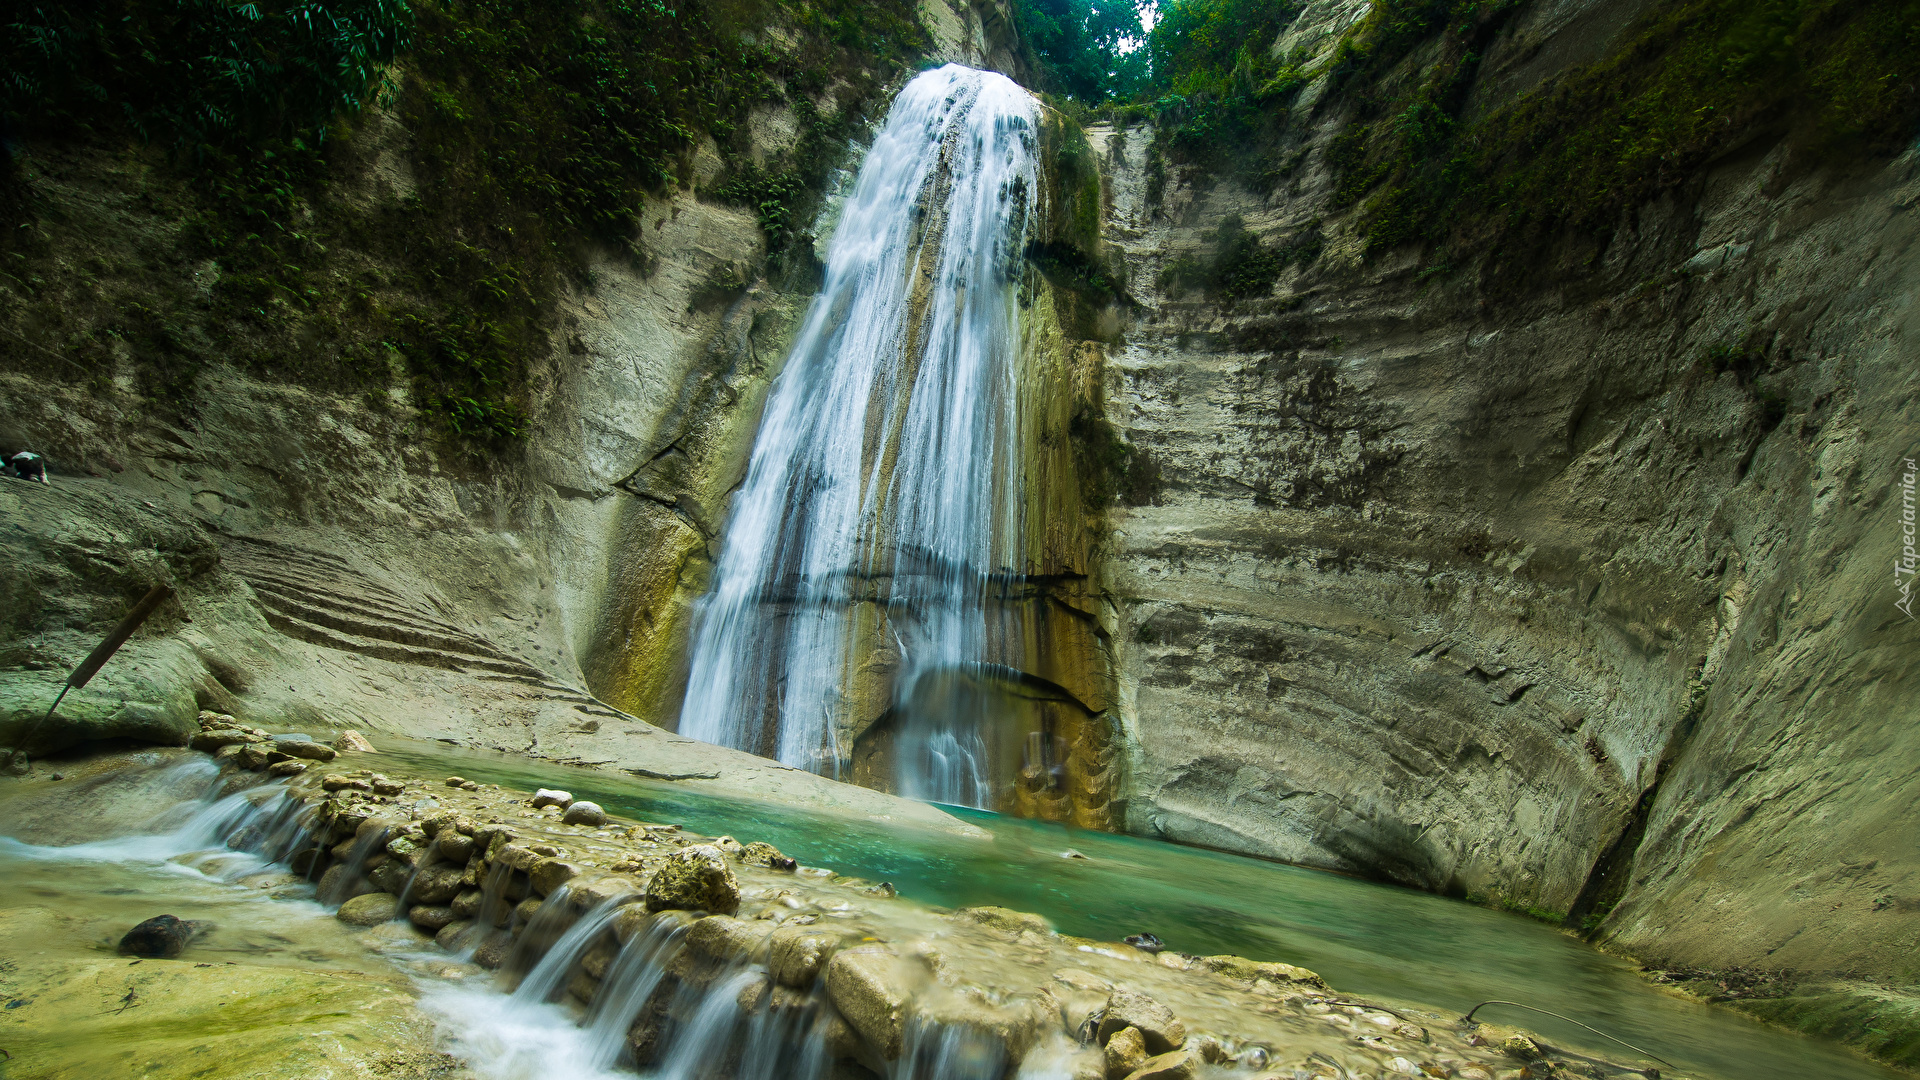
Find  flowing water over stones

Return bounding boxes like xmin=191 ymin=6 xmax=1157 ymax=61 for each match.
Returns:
xmin=0 ymin=735 xmax=1647 ymax=1080
xmin=676 ymin=63 xmax=1042 ymax=808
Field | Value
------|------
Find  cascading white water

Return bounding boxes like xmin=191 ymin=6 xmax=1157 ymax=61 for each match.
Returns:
xmin=677 ymin=63 xmax=1041 ymax=807
xmin=512 ymin=888 xmax=637 ymax=1004
xmin=581 ymin=918 xmax=689 ymax=1066
xmin=0 ymin=758 xmax=321 ymax=881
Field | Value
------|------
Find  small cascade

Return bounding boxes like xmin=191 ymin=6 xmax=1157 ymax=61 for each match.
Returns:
xmin=632 ymin=961 xmax=837 ymax=1080
xmin=676 ymin=63 xmax=1043 ymax=802
xmin=321 ymin=819 xmax=392 ymax=904
xmin=475 ymin=859 xmax=517 ymax=929
xmin=394 ymin=832 xmax=457 ymax=919
xmin=505 ymin=883 xmax=578 ymax=978
xmin=897 ymin=1019 xmax=1008 ymax=1080
xmin=0 ymin=764 xmax=316 ymax=886
xmin=653 ymin=968 xmax=773 ymax=1080
xmin=582 ymin=916 xmax=689 ymax=1067
xmin=220 ymin=786 xmax=319 ymax=863
xmin=421 ymin=919 xmax=848 ymax=1080
xmin=736 ymin=986 xmax=834 ymax=1080
xmin=394 ymin=843 xmax=431 ymax=915
xmin=511 ymin=891 xmax=638 ymax=1004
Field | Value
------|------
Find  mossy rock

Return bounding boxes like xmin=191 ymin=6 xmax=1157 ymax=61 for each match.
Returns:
xmin=337 ymin=892 xmax=400 ymax=927
xmin=643 ymin=844 xmax=740 ymax=915
xmin=0 ymin=668 xmax=197 ymax=757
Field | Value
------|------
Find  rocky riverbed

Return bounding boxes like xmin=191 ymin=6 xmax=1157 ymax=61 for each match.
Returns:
xmin=21 ymin=711 xmax=1659 ymax=1080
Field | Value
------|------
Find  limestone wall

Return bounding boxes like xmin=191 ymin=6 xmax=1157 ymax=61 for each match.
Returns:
xmin=1085 ymin=0 xmax=1920 ymax=983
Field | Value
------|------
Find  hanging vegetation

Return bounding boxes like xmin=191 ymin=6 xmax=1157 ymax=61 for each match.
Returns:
xmin=0 ymin=0 xmax=921 ymax=453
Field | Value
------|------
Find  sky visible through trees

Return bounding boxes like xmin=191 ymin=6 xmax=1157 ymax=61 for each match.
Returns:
xmin=1012 ymin=0 xmax=1307 ymax=104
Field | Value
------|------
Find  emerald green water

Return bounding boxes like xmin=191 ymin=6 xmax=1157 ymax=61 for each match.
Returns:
xmin=378 ymin=738 xmax=1900 ymax=1080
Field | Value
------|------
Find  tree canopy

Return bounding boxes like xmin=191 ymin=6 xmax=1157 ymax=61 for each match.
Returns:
xmin=1008 ymin=0 xmax=1150 ymax=101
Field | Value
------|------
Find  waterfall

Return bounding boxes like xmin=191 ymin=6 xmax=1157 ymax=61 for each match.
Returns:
xmin=676 ymin=64 xmax=1041 ymax=804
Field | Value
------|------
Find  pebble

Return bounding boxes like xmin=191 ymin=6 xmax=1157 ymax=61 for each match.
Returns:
xmin=561 ymin=801 xmax=607 ymax=827
xmin=531 ymin=788 xmax=573 ymax=809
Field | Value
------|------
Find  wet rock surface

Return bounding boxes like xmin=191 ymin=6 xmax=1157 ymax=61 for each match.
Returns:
xmin=1099 ymin=990 xmax=1186 ymax=1054
xmin=826 ymin=946 xmax=911 ymax=1059
xmin=1124 ymin=1048 xmax=1198 ymax=1080
xmin=770 ymin=924 xmax=839 ymax=988
xmin=1105 ymin=1024 xmax=1149 ymax=1077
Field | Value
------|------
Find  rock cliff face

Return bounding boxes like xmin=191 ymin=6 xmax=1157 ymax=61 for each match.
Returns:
xmin=1086 ymin=0 xmax=1920 ymax=991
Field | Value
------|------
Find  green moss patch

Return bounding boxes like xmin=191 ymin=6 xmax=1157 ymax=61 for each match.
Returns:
xmin=1158 ymin=213 xmax=1322 ymax=306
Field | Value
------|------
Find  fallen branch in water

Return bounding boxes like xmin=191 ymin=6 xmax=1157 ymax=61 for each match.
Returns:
xmin=1462 ymin=999 xmax=1674 ymax=1068
xmin=1319 ymin=998 xmax=1415 ymax=1022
